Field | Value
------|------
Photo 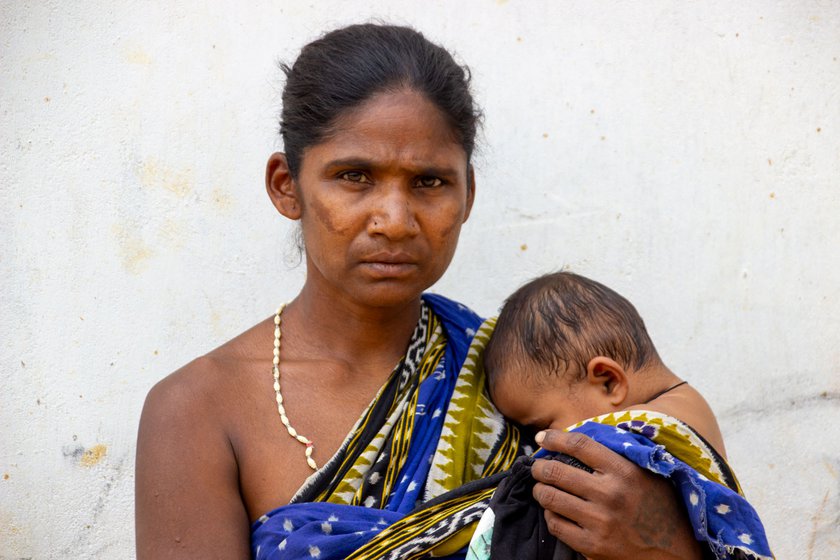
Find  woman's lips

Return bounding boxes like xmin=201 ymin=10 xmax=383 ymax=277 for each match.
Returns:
xmin=359 ymin=253 xmax=418 ymax=278
xmin=360 ymin=261 xmax=417 ymax=277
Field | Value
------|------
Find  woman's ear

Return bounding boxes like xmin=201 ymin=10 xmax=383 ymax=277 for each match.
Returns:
xmin=462 ymin=164 xmax=476 ymax=223
xmin=585 ymin=356 xmax=629 ymax=408
xmin=266 ymin=152 xmax=302 ymax=220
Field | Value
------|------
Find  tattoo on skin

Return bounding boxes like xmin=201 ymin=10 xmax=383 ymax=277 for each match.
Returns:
xmin=631 ymin=489 xmax=677 ymax=551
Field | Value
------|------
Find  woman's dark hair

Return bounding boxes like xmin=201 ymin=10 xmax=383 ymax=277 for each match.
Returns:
xmin=485 ymin=271 xmax=662 ymax=385
xmin=280 ymin=23 xmax=481 ymax=178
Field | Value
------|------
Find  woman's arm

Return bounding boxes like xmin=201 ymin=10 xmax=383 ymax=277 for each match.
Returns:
xmin=531 ymin=430 xmax=702 ymax=560
xmin=135 ymin=366 xmax=251 ymax=560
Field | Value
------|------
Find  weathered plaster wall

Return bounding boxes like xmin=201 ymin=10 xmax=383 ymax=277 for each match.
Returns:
xmin=2 ymin=1 xmax=838 ymax=558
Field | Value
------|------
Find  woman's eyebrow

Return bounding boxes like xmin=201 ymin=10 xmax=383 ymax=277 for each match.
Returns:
xmin=324 ymin=158 xmax=460 ymax=178
xmin=324 ymin=157 xmax=373 ymax=169
xmin=415 ymin=165 xmax=459 ymax=177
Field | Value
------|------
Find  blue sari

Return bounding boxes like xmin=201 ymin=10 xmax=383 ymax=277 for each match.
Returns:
xmin=251 ymin=295 xmax=526 ymax=559
xmin=467 ymin=411 xmax=774 ymax=560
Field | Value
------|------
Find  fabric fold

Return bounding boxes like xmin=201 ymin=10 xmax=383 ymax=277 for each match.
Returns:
xmin=251 ymin=295 xmax=527 ymax=560
xmin=466 ymin=410 xmax=774 ymax=560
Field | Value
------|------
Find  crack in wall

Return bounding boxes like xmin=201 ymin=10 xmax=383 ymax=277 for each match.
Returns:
xmin=719 ymin=390 xmax=840 ymax=422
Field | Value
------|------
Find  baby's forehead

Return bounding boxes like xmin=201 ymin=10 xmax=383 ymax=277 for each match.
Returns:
xmin=491 ymin=360 xmax=575 ymax=391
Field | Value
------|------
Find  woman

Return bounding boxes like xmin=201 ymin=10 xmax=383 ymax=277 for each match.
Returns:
xmin=136 ymin=24 xmax=701 ymax=559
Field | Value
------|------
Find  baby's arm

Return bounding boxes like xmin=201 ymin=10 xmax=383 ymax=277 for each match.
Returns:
xmin=625 ymin=383 xmax=727 ymax=459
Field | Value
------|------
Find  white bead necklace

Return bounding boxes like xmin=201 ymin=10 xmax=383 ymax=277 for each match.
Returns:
xmin=273 ymin=303 xmax=317 ymax=471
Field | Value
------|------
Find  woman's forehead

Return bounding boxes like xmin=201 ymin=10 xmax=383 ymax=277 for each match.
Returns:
xmin=305 ymin=89 xmax=467 ymax=169
xmin=331 ymin=89 xmax=453 ymax=131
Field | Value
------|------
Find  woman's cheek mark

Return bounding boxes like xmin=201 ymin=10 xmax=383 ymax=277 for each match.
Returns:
xmin=308 ymin=197 xmax=343 ymax=235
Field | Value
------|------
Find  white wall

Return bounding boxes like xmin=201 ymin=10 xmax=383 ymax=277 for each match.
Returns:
xmin=2 ymin=1 xmax=838 ymax=558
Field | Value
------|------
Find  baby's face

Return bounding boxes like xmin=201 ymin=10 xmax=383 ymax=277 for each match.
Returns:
xmin=490 ymin=369 xmax=605 ymax=432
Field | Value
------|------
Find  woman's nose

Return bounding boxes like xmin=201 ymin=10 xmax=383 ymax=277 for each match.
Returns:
xmin=367 ymin=186 xmax=420 ymax=239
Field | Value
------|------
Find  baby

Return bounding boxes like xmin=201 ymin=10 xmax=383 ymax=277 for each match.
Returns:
xmin=484 ymin=271 xmax=726 ymax=457
xmin=468 ymin=272 xmax=775 ymax=559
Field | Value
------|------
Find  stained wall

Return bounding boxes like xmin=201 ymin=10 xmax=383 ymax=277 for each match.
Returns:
xmin=2 ymin=1 xmax=838 ymax=558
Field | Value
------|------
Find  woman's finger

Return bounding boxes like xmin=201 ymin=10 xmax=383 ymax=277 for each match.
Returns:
xmin=541 ymin=509 xmax=594 ymax=554
xmin=531 ymin=479 xmax=590 ymax=528
xmin=533 ymin=430 xmax=703 ymax=559
xmin=531 ymin=456 xmax=603 ymax=504
xmin=536 ymin=430 xmax=635 ymax=477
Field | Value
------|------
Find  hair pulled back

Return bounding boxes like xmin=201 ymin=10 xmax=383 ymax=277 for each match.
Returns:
xmin=280 ymin=23 xmax=481 ymax=178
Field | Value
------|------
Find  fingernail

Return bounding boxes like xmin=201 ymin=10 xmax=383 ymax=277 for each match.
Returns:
xmin=535 ymin=430 xmax=546 ymax=444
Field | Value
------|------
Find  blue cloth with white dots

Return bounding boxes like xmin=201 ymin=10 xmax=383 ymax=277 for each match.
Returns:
xmin=252 ymin=503 xmax=403 ymax=559
xmin=536 ymin=421 xmax=773 ymax=559
xmin=251 ymin=294 xmax=483 ymax=560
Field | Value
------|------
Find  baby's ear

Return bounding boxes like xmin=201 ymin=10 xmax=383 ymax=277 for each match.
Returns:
xmin=586 ymin=357 xmax=629 ymax=408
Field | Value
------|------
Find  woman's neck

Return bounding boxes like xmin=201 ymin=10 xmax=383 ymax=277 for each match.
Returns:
xmin=283 ymin=282 xmax=423 ymax=372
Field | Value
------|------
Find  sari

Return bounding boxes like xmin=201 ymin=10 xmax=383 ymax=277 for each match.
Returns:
xmin=251 ymin=295 xmax=529 ymax=559
xmin=466 ymin=411 xmax=774 ymax=560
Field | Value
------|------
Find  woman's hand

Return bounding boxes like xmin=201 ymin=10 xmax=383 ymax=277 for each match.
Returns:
xmin=531 ymin=430 xmax=702 ymax=560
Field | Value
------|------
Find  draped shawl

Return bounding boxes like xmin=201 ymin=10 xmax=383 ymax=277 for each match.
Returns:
xmin=466 ymin=411 xmax=774 ymax=560
xmin=252 ymin=295 xmax=528 ymax=560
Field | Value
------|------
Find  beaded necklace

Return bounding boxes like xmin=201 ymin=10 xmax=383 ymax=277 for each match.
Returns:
xmin=272 ymin=304 xmax=317 ymax=471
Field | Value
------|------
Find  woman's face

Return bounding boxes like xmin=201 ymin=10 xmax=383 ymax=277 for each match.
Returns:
xmin=276 ymin=89 xmax=474 ymax=309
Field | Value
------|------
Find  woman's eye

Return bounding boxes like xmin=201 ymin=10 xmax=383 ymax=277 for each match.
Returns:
xmin=340 ymin=171 xmax=370 ymax=183
xmin=416 ymin=176 xmax=443 ymax=188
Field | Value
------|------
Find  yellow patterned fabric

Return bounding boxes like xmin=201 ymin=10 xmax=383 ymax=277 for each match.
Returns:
xmin=466 ymin=411 xmax=772 ymax=560
xmin=568 ymin=410 xmax=742 ymax=492
xmin=347 ymin=315 xmax=524 ymax=559
xmin=253 ymin=296 xmax=528 ymax=560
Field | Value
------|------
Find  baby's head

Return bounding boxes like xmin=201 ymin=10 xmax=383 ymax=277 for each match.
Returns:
xmin=485 ymin=271 xmax=663 ymax=431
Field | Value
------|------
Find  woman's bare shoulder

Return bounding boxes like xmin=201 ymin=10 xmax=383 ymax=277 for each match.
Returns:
xmin=136 ymin=322 xmax=269 ymax=560
xmin=143 ymin=317 xmax=271 ymax=416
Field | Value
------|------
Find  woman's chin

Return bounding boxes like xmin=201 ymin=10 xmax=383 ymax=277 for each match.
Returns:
xmin=346 ymin=280 xmax=430 ymax=311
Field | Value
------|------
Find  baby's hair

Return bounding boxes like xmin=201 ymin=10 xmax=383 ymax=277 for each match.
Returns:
xmin=485 ymin=271 xmax=661 ymax=386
